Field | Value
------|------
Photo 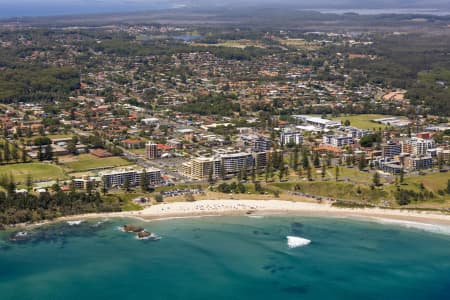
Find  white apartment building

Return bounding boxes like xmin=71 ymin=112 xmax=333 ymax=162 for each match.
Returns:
xmin=100 ymin=167 xmax=162 ymax=188
xmin=322 ymin=135 xmax=354 ymax=147
xmin=280 ymin=130 xmax=304 ymax=146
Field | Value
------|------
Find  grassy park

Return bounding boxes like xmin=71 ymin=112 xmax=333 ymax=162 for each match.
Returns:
xmin=0 ymin=163 xmax=67 ymax=182
xmin=330 ymin=114 xmax=400 ymax=130
xmin=63 ymin=154 xmax=132 ymax=172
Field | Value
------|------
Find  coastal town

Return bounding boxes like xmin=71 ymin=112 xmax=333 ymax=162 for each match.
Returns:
xmin=1 ymin=3 xmax=450 ymax=300
xmin=0 ymin=21 xmax=449 ymax=225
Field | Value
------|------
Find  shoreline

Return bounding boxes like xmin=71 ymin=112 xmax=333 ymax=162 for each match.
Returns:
xmin=19 ymin=199 xmax=450 ymax=230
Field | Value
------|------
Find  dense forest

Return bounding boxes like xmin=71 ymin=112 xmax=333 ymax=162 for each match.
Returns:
xmin=0 ymin=66 xmax=80 ymax=104
xmin=346 ymin=33 xmax=450 ymax=115
xmin=176 ymin=93 xmax=241 ymax=117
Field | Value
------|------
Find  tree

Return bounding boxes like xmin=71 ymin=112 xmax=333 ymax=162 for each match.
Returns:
xmin=307 ymin=165 xmax=312 ymax=181
xmin=302 ymin=150 xmax=309 ymax=169
xmin=3 ymin=141 xmax=10 ymax=162
xmin=313 ymin=151 xmax=320 ymax=168
xmin=38 ymin=146 xmax=43 ymax=161
xmin=437 ymin=153 xmax=444 ymax=170
xmin=400 ymin=168 xmax=404 ymax=184
xmin=242 ymin=160 xmax=248 ymax=181
xmin=26 ymin=174 xmax=33 ymax=192
xmin=154 ymin=193 xmax=164 ymax=203
xmin=67 ymin=141 xmax=77 ymax=155
xmin=184 ymin=192 xmax=195 ymax=202
xmin=123 ymin=176 xmax=130 ymax=192
xmin=254 ymin=181 xmax=263 ymax=194
xmin=372 ymin=172 xmax=381 ymax=187
xmin=278 ymin=166 xmax=284 ymax=182
xmin=220 ymin=163 xmax=226 ymax=180
xmin=321 ymin=164 xmax=326 ymax=179
xmin=251 ymin=166 xmax=256 ymax=183
xmin=11 ymin=144 xmax=18 ymax=162
xmin=102 ymin=179 xmax=108 ymax=196
xmin=335 ymin=165 xmax=339 ymax=181
xmin=208 ymin=166 xmax=214 ymax=185
xmin=293 ymin=145 xmax=299 ymax=171
xmin=44 ymin=144 xmax=53 ymax=161
xmin=7 ymin=173 xmax=16 ymax=196
xmin=447 ymin=179 xmax=450 ymax=194
xmin=358 ymin=155 xmax=366 ymax=171
xmin=21 ymin=148 xmax=28 ymax=163
xmin=140 ymin=170 xmax=148 ymax=192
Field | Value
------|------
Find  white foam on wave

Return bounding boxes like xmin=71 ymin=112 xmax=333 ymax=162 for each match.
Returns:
xmin=248 ymin=215 xmax=264 ymax=219
xmin=287 ymin=236 xmax=311 ymax=248
xmin=372 ymin=218 xmax=450 ymax=236
xmin=67 ymin=220 xmax=84 ymax=226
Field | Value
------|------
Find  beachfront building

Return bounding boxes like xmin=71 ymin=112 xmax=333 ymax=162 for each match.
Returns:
xmin=100 ymin=167 xmax=162 ymax=188
xmin=182 ymin=150 xmax=269 ymax=180
xmin=220 ymin=152 xmax=254 ymax=176
xmin=253 ymin=151 xmax=268 ymax=169
xmin=182 ymin=157 xmax=221 ymax=180
xmin=72 ymin=175 xmax=98 ymax=190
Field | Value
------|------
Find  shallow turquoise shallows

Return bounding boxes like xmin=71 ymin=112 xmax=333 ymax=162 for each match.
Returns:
xmin=1 ymin=216 xmax=450 ymax=300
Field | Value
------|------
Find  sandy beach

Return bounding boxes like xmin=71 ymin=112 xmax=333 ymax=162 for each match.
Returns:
xmin=46 ymin=200 xmax=450 ymax=231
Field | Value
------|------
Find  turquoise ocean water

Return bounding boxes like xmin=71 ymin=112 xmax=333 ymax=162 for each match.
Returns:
xmin=1 ymin=215 xmax=450 ymax=300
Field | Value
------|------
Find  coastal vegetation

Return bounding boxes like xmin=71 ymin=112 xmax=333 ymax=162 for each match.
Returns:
xmin=0 ymin=178 xmax=121 ymax=225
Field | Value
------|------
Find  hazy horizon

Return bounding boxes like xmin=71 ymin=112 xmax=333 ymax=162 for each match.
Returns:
xmin=1 ymin=0 xmax=450 ymax=18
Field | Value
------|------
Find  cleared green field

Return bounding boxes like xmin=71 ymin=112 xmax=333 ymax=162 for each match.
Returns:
xmin=0 ymin=163 xmax=67 ymax=182
xmin=279 ymin=38 xmax=321 ymax=50
xmin=339 ymin=167 xmax=379 ymax=183
xmin=64 ymin=154 xmax=132 ymax=172
xmin=330 ymin=114 xmax=403 ymax=130
xmin=404 ymin=171 xmax=450 ymax=194
xmin=270 ymin=181 xmax=390 ymax=203
xmin=193 ymin=39 xmax=266 ymax=49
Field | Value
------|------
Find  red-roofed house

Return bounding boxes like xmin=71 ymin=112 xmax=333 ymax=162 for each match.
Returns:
xmin=121 ymin=139 xmax=145 ymax=149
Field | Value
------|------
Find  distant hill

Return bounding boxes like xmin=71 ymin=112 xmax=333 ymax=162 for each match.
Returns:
xmin=188 ymin=0 xmax=450 ymax=9
xmin=1 ymin=1 xmax=450 ymax=19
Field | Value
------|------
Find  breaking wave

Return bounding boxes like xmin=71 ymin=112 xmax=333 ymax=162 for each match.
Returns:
xmin=67 ymin=220 xmax=84 ymax=226
xmin=372 ymin=218 xmax=450 ymax=236
xmin=287 ymin=236 xmax=311 ymax=248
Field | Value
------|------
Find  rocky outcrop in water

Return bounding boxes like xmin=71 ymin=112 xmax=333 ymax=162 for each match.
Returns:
xmin=123 ymin=225 xmax=144 ymax=233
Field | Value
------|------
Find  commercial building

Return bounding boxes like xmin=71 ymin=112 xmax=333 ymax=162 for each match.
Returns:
xmin=292 ymin=115 xmax=341 ymax=129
